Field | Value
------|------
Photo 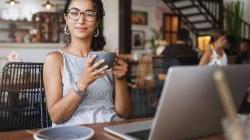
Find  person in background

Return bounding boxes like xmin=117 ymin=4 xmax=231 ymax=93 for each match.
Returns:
xmin=43 ymin=0 xmax=131 ymax=126
xmin=150 ymin=29 xmax=199 ymax=115
xmin=239 ymin=86 xmax=250 ymax=114
xmin=199 ymin=31 xmax=228 ymax=66
xmin=235 ymin=39 xmax=250 ymax=64
xmin=161 ymin=28 xmax=199 ymax=65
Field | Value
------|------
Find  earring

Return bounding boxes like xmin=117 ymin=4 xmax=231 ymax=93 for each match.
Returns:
xmin=93 ymin=28 xmax=99 ymax=37
xmin=64 ymin=25 xmax=70 ymax=35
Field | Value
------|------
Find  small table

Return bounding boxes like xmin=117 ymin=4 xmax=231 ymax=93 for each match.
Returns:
xmin=0 ymin=118 xmax=224 ymax=140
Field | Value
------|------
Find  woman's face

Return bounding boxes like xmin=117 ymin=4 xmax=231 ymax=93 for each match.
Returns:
xmin=239 ymin=42 xmax=248 ymax=52
xmin=214 ymin=35 xmax=228 ymax=50
xmin=64 ymin=0 xmax=98 ymax=40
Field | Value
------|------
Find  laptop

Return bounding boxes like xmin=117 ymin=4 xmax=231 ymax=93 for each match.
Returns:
xmin=104 ymin=65 xmax=250 ymax=140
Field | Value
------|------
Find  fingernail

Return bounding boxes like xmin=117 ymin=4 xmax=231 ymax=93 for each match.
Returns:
xmin=101 ymin=59 xmax=105 ymax=62
xmin=93 ymin=55 xmax=96 ymax=57
xmin=104 ymin=65 xmax=108 ymax=68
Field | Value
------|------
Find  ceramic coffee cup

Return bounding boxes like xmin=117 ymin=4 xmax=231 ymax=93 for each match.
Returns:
xmin=88 ymin=51 xmax=116 ymax=69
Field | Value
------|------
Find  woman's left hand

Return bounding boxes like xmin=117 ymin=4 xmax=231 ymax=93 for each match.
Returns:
xmin=112 ymin=55 xmax=128 ymax=80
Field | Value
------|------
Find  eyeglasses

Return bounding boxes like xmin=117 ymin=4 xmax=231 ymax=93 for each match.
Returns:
xmin=67 ymin=8 xmax=97 ymax=22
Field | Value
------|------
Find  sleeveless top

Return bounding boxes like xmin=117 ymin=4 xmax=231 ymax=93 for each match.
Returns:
xmin=208 ymin=49 xmax=228 ymax=66
xmin=52 ymin=50 xmax=119 ymax=127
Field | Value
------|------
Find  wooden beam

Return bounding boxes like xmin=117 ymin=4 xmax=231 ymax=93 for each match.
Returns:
xmin=119 ymin=0 xmax=132 ymax=54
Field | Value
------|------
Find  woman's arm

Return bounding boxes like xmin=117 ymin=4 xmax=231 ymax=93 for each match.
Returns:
xmin=43 ymin=52 xmax=84 ymax=124
xmin=199 ymin=51 xmax=211 ymax=66
xmin=114 ymin=78 xmax=132 ymax=118
xmin=112 ymin=57 xmax=132 ymax=118
xmin=44 ymin=52 xmax=107 ymax=124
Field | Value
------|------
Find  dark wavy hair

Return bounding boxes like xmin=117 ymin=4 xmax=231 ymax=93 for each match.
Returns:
xmin=210 ymin=30 xmax=226 ymax=44
xmin=64 ymin=0 xmax=106 ymax=51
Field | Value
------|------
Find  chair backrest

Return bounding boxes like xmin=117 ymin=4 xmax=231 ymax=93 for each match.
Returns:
xmin=152 ymin=56 xmax=180 ymax=78
xmin=0 ymin=62 xmax=51 ymax=131
xmin=135 ymin=54 xmax=154 ymax=89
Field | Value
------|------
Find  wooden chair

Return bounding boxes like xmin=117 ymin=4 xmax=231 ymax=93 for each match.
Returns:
xmin=0 ymin=62 xmax=51 ymax=131
xmin=134 ymin=54 xmax=154 ymax=89
xmin=152 ymin=56 xmax=180 ymax=80
xmin=129 ymin=54 xmax=156 ymax=118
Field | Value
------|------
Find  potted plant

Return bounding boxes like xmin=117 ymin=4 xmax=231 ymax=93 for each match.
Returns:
xmin=224 ymin=0 xmax=244 ymax=55
xmin=146 ymin=28 xmax=167 ymax=55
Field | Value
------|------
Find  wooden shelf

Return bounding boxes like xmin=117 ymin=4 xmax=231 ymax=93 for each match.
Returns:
xmin=0 ymin=43 xmax=65 ymax=48
xmin=33 ymin=12 xmax=60 ymax=42
xmin=0 ymin=19 xmax=34 ymax=33
xmin=0 ymin=19 xmax=33 ymax=26
xmin=0 ymin=28 xmax=30 ymax=33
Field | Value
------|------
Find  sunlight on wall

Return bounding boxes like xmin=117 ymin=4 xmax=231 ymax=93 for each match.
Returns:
xmin=197 ymin=36 xmax=211 ymax=53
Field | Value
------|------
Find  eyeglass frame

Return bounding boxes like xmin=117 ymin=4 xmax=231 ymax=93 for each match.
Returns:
xmin=66 ymin=8 xmax=98 ymax=22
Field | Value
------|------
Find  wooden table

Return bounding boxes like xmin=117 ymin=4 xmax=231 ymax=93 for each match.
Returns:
xmin=0 ymin=118 xmax=224 ymax=140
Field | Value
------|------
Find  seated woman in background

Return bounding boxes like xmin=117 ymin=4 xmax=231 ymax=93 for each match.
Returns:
xmin=199 ymin=31 xmax=228 ymax=66
xmin=235 ymin=39 xmax=250 ymax=64
xmin=43 ymin=0 xmax=131 ymax=126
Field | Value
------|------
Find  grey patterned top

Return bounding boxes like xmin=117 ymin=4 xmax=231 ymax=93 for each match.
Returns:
xmin=53 ymin=50 xmax=119 ymax=127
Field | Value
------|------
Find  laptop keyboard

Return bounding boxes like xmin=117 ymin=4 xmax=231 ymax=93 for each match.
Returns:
xmin=127 ymin=129 xmax=151 ymax=140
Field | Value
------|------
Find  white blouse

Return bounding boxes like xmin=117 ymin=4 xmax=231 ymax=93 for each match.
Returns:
xmin=208 ymin=49 xmax=228 ymax=66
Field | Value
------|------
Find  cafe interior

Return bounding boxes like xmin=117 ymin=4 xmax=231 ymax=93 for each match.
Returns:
xmin=0 ymin=0 xmax=250 ymax=139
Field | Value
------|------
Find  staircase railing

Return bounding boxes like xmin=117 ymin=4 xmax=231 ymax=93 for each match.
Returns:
xmin=198 ymin=0 xmax=224 ymax=29
xmin=163 ymin=0 xmax=197 ymax=32
xmin=162 ymin=0 xmax=250 ymax=39
xmin=193 ymin=0 xmax=250 ymax=39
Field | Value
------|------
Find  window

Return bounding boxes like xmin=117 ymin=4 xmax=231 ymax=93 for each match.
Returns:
xmin=163 ymin=14 xmax=180 ymax=44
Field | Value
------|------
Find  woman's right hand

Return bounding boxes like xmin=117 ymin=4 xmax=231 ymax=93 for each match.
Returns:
xmin=77 ymin=55 xmax=109 ymax=91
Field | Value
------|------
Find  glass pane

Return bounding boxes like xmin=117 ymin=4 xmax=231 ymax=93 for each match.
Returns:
xmin=171 ymin=33 xmax=177 ymax=44
xmin=165 ymin=33 xmax=171 ymax=42
xmin=164 ymin=17 xmax=171 ymax=31
xmin=171 ymin=17 xmax=179 ymax=32
xmin=165 ymin=33 xmax=177 ymax=44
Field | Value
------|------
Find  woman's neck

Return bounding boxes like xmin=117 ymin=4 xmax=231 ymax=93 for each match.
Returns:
xmin=68 ymin=37 xmax=93 ymax=57
xmin=211 ymin=44 xmax=223 ymax=56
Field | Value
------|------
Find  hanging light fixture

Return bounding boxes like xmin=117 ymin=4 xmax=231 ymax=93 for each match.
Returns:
xmin=43 ymin=0 xmax=54 ymax=10
xmin=5 ymin=0 xmax=19 ymax=6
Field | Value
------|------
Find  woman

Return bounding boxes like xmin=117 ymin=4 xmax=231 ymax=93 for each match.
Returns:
xmin=43 ymin=0 xmax=131 ymax=126
xmin=199 ymin=31 xmax=228 ymax=66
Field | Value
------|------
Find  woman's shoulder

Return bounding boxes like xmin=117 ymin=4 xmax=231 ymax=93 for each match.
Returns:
xmin=203 ymin=50 xmax=212 ymax=57
xmin=44 ymin=51 xmax=64 ymax=66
